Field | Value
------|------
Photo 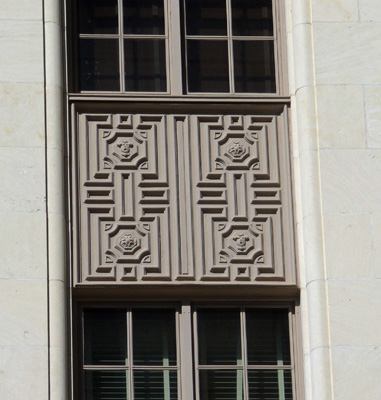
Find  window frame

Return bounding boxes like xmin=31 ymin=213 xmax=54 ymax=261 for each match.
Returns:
xmin=67 ymin=0 xmax=288 ymax=97
xmin=73 ymin=301 xmax=303 ymax=400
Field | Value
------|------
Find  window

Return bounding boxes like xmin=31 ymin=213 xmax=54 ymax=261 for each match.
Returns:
xmin=74 ymin=0 xmax=284 ymax=94
xmin=79 ymin=305 xmax=296 ymax=400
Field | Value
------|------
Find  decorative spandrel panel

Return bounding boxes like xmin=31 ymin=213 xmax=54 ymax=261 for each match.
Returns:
xmin=71 ymin=105 xmax=296 ymax=285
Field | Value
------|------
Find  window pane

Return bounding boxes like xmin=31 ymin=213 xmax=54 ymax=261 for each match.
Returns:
xmin=79 ymin=39 xmax=120 ymax=91
xmin=248 ymin=370 xmax=293 ymax=400
xmin=185 ymin=0 xmax=227 ymax=36
xmin=233 ymin=41 xmax=275 ymax=93
xmin=133 ymin=309 xmax=177 ymax=366
xmin=123 ymin=0 xmax=165 ymax=35
xmin=77 ymin=0 xmax=118 ymax=34
xmin=198 ymin=309 xmax=241 ymax=365
xmin=124 ymin=39 xmax=167 ymax=92
xmin=231 ymin=0 xmax=273 ymax=37
xmin=187 ymin=40 xmax=229 ymax=93
xmin=199 ymin=370 xmax=243 ymax=400
xmin=134 ymin=371 xmax=178 ymax=400
xmin=246 ymin=309 xmax=291 ymax=366
xmin=84 ymin=309 xmax=127 ymax=365
xmin=84 ymin=370 xmax=127 ymax=400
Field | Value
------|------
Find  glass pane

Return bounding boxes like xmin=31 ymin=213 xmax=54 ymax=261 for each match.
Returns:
xmin=84 ymin=370 xmax=127 ymax=400
xmin=79 ymin=39 xmax=120 ymax=91
xmin=123 ymin=0 xmax=165 ymax=35
xmin=134 ymin=370 xmax=178 ymax=400
xmin=233 ymin=40 xmax=275 ymax=93
xmin=185 ymin=0 xmax=227 ymax=36
xmin=124 ymin=39 xmax=167 ymax=92
xmin=248 ymin=370 xmax=293 ymax=400
xmin=199 ymin=370 xmax=243 ymax=400
xmin=231 ymin=0 xmax=273 ymax=36
xmin=198 ymin=309 xmax=241 ymax=365
xmin=246 ymin=309 xmax=291 ymax=366
xmin=133 ymin=309 xmax=177 ymax=366
xmin=187 ymin=40 xmax=229 ymax=93
xmin=84 ymin=309 xmax=127 ymax=365
xmin=77 ymin=0 xmax=118 ymax=34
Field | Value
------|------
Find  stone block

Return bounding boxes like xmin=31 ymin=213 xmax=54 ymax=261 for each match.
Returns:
xmin=316 ymin=85 xmax=366 ymax=149
xmin=324 ymin=213 xmax=373 ymax=278
xmin=0 ymin=279 xmax=48 ymax=346
xmin=328 ymin=279 xmax=381 ymax=345
xmin=364 ymin=86 xmax=381 ymax=149
xmin=314 ymin=22 xmax=381 ymax=85
xmin=0 ymin=212 xmax=47 ymax=279
xmin=320 ymin=149 xmax=381 ymax=214
xmin=0 ymin=147 xmax=46 ymax=213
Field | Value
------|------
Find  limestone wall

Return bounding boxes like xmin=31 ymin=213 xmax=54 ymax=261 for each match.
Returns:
xmin=290 ymin=0 xmax=381 ymax=399
xmin=0 ymin=0 xmax=48 ymax=398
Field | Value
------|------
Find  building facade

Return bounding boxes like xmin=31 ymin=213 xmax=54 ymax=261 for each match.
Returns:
xmin=1 ymin=0 xmax=381 ymax=399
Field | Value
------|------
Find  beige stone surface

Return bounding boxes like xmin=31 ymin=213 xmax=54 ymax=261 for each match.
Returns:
xmin=331 ymin=345 xmax=381 ymax=399
xmin=0 ymin=20 xmax=43 ymax=83
xmin=0 ymin=345 xmax=48 ymax=400
xmin=328 ymin=279 xmax=381 ymax=345
xmin=0 ymin=0 xmax=42 ymax=21
xmin=314 ymin=22 xmax=381 ymax=85
xmin=320 ymin=149 xmax=381 ymax=214
xmin=364 ymin=86 xmax=381 ymax=148
xmin=312 ymin=0 xmax=358 ymax=22
xmin=0 ymin=279 xmax=47 ymax=346
xmin=0 ymin=83 xmax=44 ymax=147
xmin=324 ymin=213 xmax=373 ymax=278
xmin=316 ymin=85 xmax=366 ymax=149
xmin=0 ymin=147 xmax=46 ymax=213
xmin=359 ymin=0 xmax=381 ymax=22
xmin=0 ymin=212 xmax=47 ymax=279
xmin=371 ymin=213 xmax=381 ymax=277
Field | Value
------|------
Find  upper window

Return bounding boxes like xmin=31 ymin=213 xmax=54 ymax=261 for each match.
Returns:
xmin=74 ymin=0 xmax=282 ymax=94
xmin=79 ymin=305 xmax=295 ymax=400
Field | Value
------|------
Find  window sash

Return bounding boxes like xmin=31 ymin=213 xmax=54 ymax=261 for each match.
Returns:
xmin=79 ymin=304 xmax=296 ymax=400
xmin=73 ymin=0 xmax=285 ymax=96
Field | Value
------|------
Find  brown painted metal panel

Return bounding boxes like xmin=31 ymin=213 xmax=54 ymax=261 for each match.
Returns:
xmin=71 ymin=103 xmax=296 ymax=285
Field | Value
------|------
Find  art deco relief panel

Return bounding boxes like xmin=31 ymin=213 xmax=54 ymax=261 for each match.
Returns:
xmin=71 ymin=103 xmax=296 ymax=285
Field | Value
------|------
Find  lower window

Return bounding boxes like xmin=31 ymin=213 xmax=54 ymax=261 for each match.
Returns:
xmin=80 ymin=305 xmax=296 ymax=400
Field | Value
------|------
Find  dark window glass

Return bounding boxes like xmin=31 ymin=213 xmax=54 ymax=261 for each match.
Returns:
xmin=198 ymin=309 xmax=241 ymax=365
xmin=231 ymin=0 xmax=273 ymax=36
xmin=77 ymin=0 xmax=118 ymax=34
xmin=124 ymin=39 xmax=167 ymax=91
xmin=133 ymin=309 xmax=177 ymax=366
xmin=123 ymin=0 xmax=165 ymax=35
xmin=187 ymin=40 xmax=229 ymax=93
xmin=233 ymin=40 xmax=275 ymax=93
xmin=199 ymin=370 xmax=244 ymax=400
xmin=246 ymin=309 xmax=291 ymax=366
xmin=79 ymin=39 xmax=120 ymax=91
xmin=185 ymin=0 xmax=227 ymax=35
xmin=134 ymin=371 xmax=178 ymax=400
xmin=84 ymin=309 xmax=127 ymax=365
xmin=248 ymin=370 xmax=293 ymax=400
xmin=84 ymin=370 xmax=127 ymax=400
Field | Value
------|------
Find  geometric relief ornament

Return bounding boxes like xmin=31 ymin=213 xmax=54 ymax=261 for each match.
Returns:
xmin=71 ymin=105 xmax=296 ymax=285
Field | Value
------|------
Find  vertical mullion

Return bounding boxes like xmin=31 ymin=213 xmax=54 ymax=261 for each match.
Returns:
xmin=226 ymin=0 xmax=234 ymax=93
xmin=163 ymin=321 xmax=170 ymax=400
xmin=118 ymin=0 xmax=125 ymax=91
xmin=168 ymin=0 xmax=183 ymax=95
xmin=127 ymin=310 xmax=134 ymax=400
xmin=240 ymin=308 xmax=248 ymax=400
xmin=277 ymin=316 xmax=285 ymax=400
